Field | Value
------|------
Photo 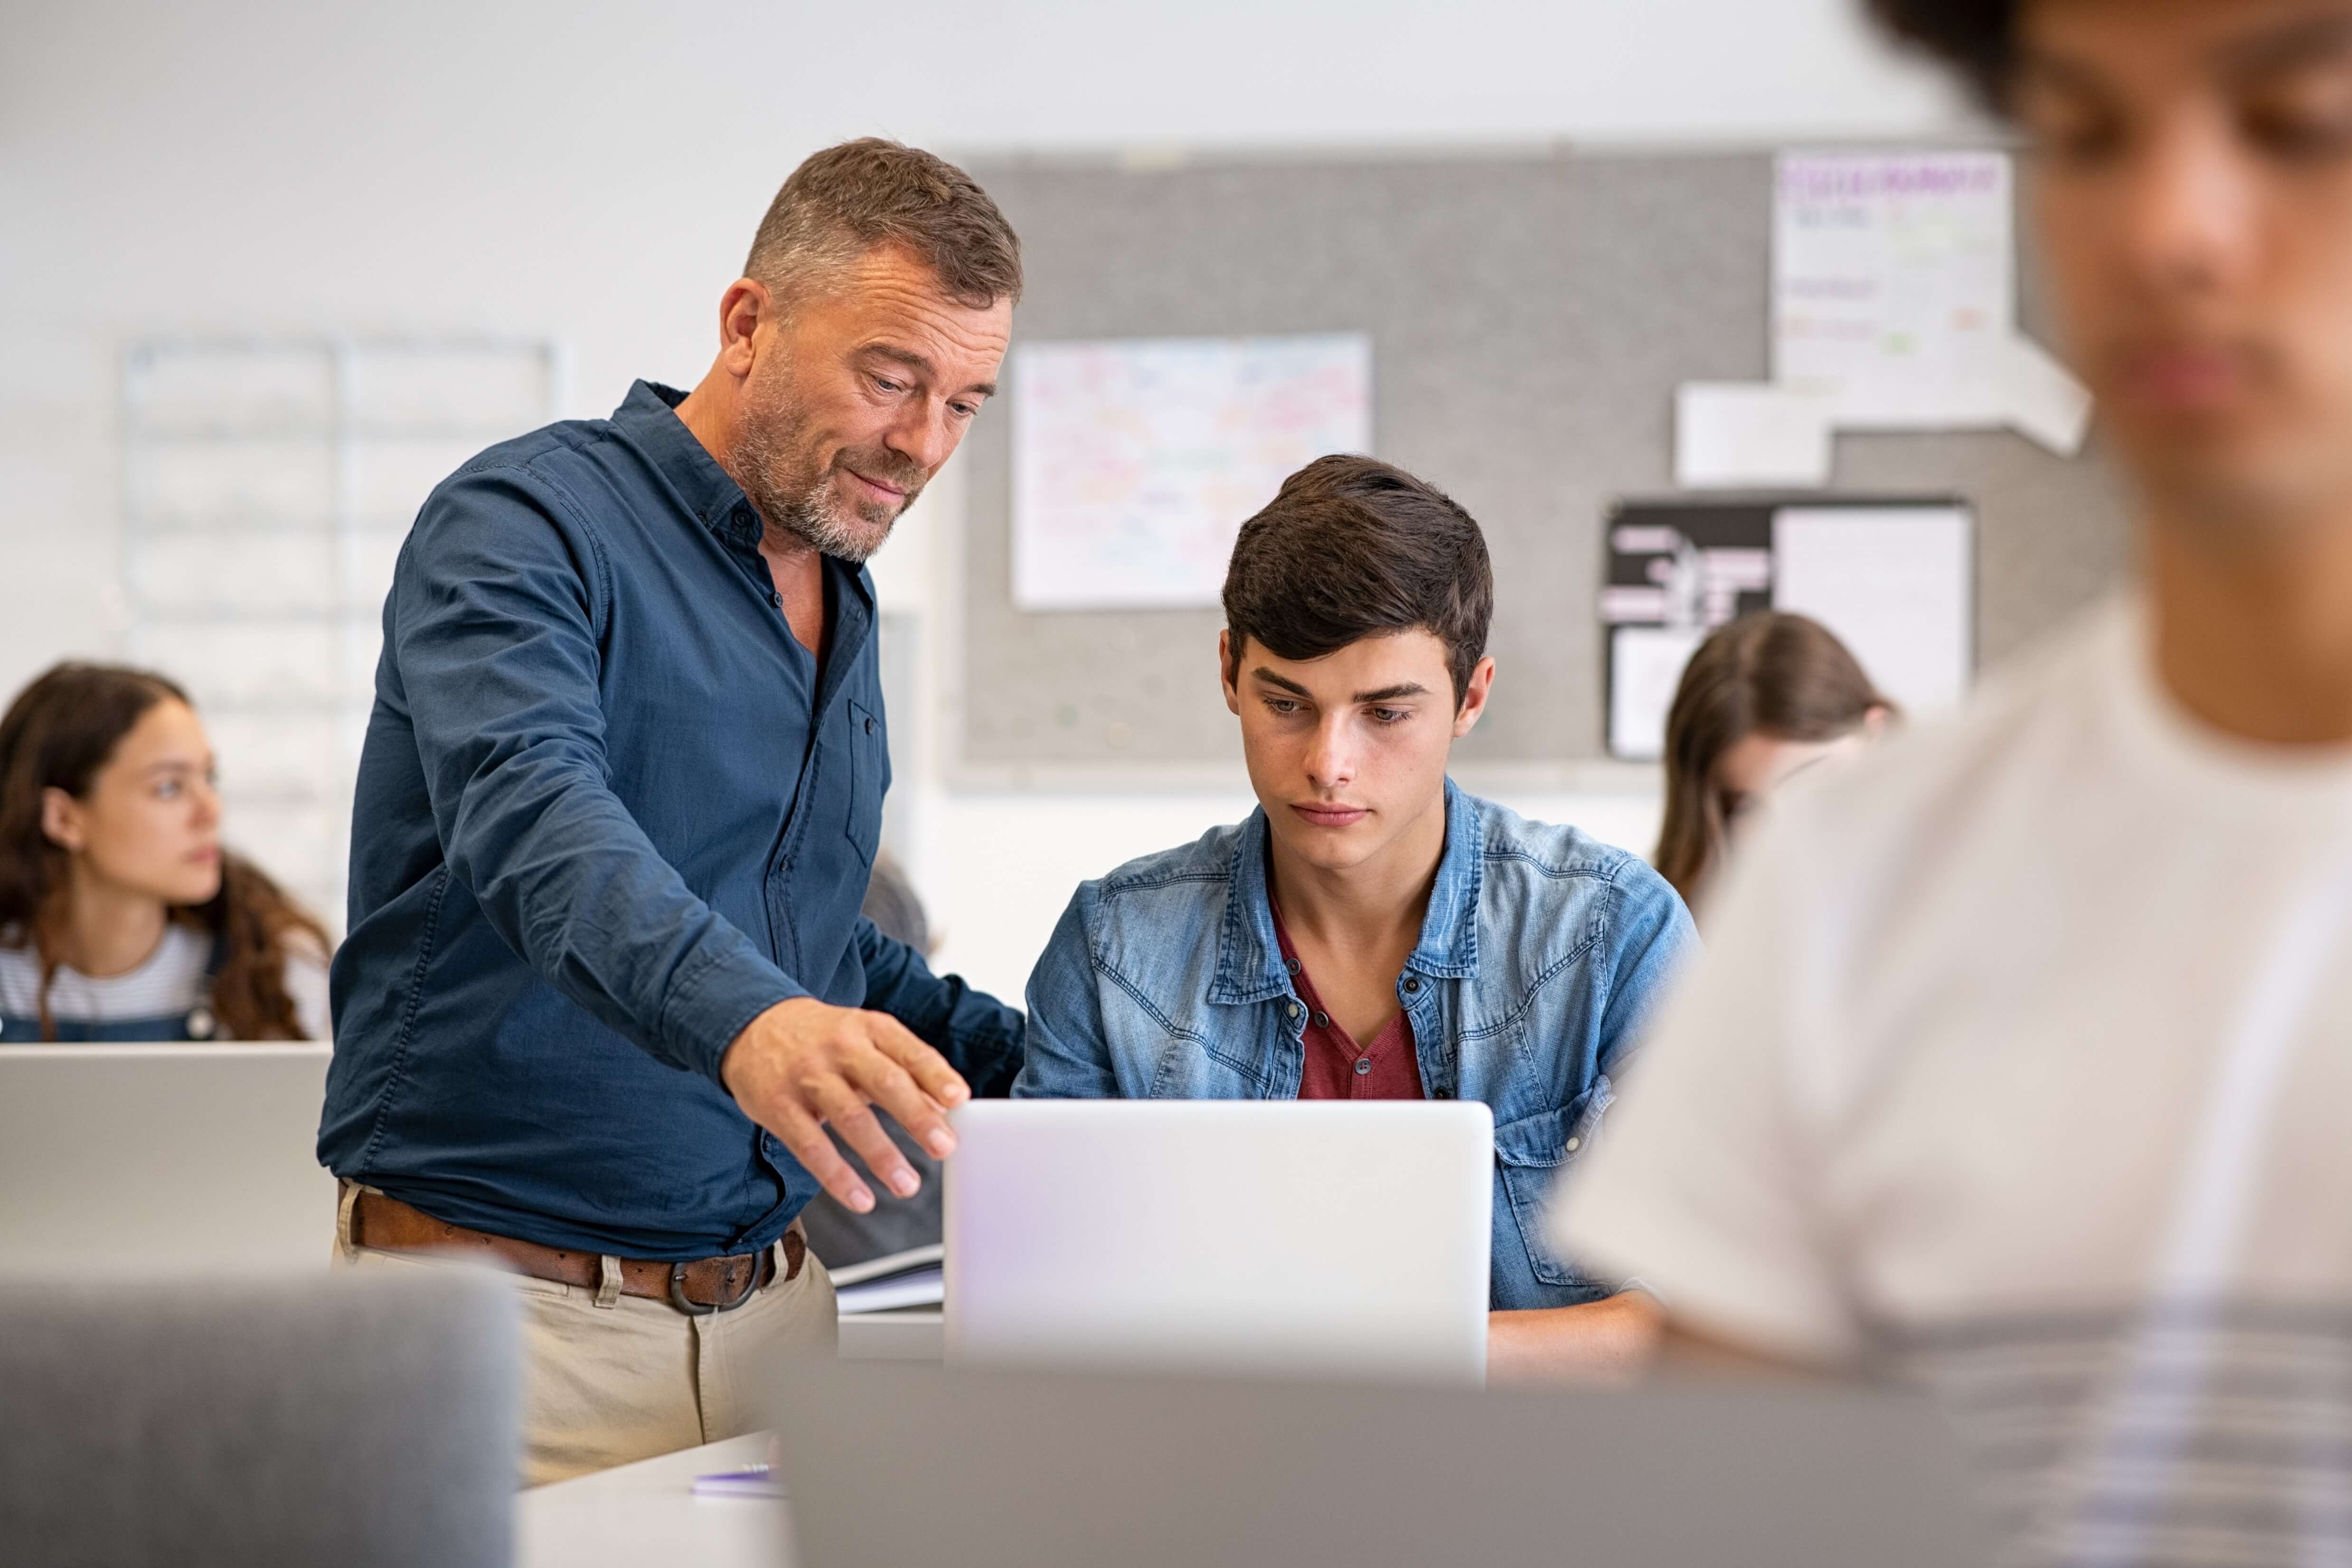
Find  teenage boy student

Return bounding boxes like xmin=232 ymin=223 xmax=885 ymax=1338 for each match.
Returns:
xmin=1015 ymin=455 xmax=1696 ymax=1379
xmin=1559 ymin=1 xmax=2352 ymax=1563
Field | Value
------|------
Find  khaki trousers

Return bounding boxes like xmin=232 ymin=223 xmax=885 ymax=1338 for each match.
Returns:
xmin=334 ymin=1182 xmax=837 ymax=1486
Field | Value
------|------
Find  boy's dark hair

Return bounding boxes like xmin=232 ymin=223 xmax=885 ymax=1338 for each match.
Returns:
xmin=1221 ymin=454 xmax=1493 ymax=709
xmin=1866 ymin=0 xmax=2017 ymax=109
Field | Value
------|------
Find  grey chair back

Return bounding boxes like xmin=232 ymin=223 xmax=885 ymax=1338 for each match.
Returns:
xmin=0 ymin=1268 xmax=517 ymax=1568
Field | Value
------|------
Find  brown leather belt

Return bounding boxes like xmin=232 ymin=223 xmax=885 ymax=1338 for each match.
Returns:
xmin=350 ymin=1189 xmax=803 ymax=1315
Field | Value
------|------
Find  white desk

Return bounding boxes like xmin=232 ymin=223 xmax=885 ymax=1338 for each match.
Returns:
xmin=516 ymin=1309 xmax=942 ymax=1567
xmin=517 ymin=1431 xmax=790 ymax=1568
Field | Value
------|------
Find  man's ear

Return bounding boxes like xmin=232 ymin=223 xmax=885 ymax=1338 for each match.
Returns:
xmin=1451 ymin=656 xmax=1498 ymax=740
xmin=715 ymin=277 xmax=773 ymax=378
xmin=1220 ymin=629 xmax=1244 ymax=717
xmin=40 ymin=786 xmax=85 ymax=853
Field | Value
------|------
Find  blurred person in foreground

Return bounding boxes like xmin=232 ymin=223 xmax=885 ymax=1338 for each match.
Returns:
xmin=1017 ymin=455 xmax=1696 ymax=1381
xmin=1650 ymin=612 xmax=1891 ymax=915
xmin=1559 ymin=3 xmax=2352 ymax=1563
xmin=0 ymin=662 xmax=328 ymax=1041
xmin=318 ymin=140 xmax=1026 ymax=1483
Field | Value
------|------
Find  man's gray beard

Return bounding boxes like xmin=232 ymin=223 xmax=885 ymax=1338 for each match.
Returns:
xmin=733 ymin=385 xmax=915 ymax=565
xmin=763 ymin=471 xmax=894 ymax=564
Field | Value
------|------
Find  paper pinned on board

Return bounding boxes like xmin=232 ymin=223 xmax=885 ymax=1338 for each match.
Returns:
xmin=1673 ymin=150 xmax=2092 ymax=489
xmin=1770 ymin=505 xmax=1972 ymax=716
xmin=1011 ymin=333 xmax=1373 ymax=610
xmin=1608 ymin=624 xmax=1709 ymax=761
xmin=1675 ymin=384 xmax=1835 ymax=489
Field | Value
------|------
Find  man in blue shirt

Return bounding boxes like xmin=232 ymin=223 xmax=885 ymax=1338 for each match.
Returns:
xmin=319 ymin=140 xmax=1025 ymax=1482
xmin=1016 ymin=454 xmax=1697 ymax=1379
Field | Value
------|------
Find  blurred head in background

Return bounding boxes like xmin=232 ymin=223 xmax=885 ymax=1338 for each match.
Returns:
xmin=1876 ymin=0 xmax=2352 ymax=547
xmin=1653 ymin=612 xmax=1891 ymax=911
xmin=681 ymin=137 xmax=1024 ymax=563
xmin=1220 ymin=454 xmax=1497 ymax=888
xmin=0 ymin=663 xmax=327 ymax=1039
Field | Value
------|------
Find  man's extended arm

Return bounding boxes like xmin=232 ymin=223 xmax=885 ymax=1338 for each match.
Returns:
xmin=391 ymin=468 xmax=965 ymax=1208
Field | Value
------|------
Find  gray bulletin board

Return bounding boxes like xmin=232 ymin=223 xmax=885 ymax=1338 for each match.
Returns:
xmin=950 ymin=148 xmax=2129 ymax=779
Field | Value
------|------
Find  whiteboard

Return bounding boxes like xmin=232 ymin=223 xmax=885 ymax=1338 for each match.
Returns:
xmin=1010 ymin=333 xmax=1373 ymax=610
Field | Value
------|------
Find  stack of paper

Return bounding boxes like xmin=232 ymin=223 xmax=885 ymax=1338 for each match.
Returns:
xmin=830 ymin=1243 xmax=945 ymax=1315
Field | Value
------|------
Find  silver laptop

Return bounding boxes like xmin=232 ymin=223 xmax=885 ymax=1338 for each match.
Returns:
xmin=0 ymin=1043 xmax=337 ymax=1274
xmin=771 ymin=1357 xmax=1991 ymax=1568
xmin=944 ymin=1099 xmax=1492 ymax=1383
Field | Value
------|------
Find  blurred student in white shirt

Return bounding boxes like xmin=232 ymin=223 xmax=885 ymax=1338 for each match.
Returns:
xmin=1559 ymin=3 xmax=2352 ymax=1564
xmin=0 ymin=663 xmax=329 ymax=1042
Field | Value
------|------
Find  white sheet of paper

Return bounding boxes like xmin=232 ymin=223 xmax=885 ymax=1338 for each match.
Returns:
xmin=1992 ymin=333 xmax=2094 ymax=453
xmin=1776 ymin=152 xmax=2013 ymax=417
xmin=1769 ymin=150 xmax=2088 ymax=456
xmin=1770 ymin=506 xmax=1972 ymax=716
xmin=1011 ymin=333 xmax=1373 ymax=610
xmin=1674 ymin=384 xmax=1835 ymax=488
xmin=1609 ymin=625 xmax=1708 ymax=761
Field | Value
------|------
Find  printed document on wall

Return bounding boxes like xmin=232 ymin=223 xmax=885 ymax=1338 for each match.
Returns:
xmin=1772 ymin=506 xmax=1972 ymax=716
xmin=1773 ymin=151 xmax=2087 ymax=447
xmin=1011 ymin=334 xmax=1373 ymax=610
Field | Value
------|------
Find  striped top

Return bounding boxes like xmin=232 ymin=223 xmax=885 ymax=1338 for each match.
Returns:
xmin=0 ymin=923 xmax=329 ymax=1041
xmin=1897 ymin=1301 xmax=2352 ymax=1568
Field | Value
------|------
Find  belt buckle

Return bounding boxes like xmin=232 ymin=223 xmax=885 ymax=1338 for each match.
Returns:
xmin=668 ymin=1256 xmax=760 ymax=1317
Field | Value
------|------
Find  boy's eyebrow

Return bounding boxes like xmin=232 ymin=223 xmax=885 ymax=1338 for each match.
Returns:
xmin=2217 ymin=9 xmax=2352 ymax=78
xmin=1249 ymin=668 xmax=1430 ymax=705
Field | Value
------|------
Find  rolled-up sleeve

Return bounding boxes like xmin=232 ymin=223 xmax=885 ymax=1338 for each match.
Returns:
xmin=391 ymin=463 xmax=800 ymax=1083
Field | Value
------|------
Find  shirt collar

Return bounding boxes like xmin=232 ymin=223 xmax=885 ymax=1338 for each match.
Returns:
xmin=612 ymin=379 xmax=878 ymax=620
xmin=1209 ymin=779 xmax=1483 ymax=1005
xmin=611 ymin=380 xmax=762 ymax=553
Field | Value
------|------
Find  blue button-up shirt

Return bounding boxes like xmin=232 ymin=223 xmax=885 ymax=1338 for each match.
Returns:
xmin=319 ymin=381 xmax=1022 ymax=1259
xmin=1014 ymin=783 xmax=1695 ymax=1309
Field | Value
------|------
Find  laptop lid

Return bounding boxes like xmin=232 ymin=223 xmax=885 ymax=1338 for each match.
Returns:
xmin=771 ymin=1357 xmax=1992 ymax=1568
xmin=0 ymin=1044 xmax=336 ymax=1274
xmin=944 ymin=1099 xmax=1492 ymax=1383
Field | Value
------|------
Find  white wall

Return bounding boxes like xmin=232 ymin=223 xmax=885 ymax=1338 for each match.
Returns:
xmin=0 ymin=0 xmax=1970 ymax=1004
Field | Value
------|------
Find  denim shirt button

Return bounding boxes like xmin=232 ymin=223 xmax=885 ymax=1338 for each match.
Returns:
xmin=1286 ymin=1002 xmax=1302 ymax=1020
xmin=865 ymin=715 xmax=876 ymax=734
xmin=1401 ymin=976 xmax=1421 ymax=994
xmin=1433 ymin=1087 xmax=1454 ymax=1099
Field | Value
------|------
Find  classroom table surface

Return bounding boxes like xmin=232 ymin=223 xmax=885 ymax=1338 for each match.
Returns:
xmin=517 ymin=1431 xmax=789 ymax=1568
xmin=513 ymin=1308 xmax=941 ymax=1567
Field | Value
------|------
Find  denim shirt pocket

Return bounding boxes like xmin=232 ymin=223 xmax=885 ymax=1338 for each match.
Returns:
xmin=843 ymin=699 xmax=884 ymax=867
xmin=1491 ymin=1078 xmax=1614 ymax=1290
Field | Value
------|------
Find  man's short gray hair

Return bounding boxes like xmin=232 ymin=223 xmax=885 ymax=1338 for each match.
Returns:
xmin=744 ymin=138 xmax=1024 ymax=311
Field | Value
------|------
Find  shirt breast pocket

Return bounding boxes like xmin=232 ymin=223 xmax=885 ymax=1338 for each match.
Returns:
xmin=1492 ymin=1081 xmax=1613 ymax=1289
xmin=843 ymin=699 xmax=886 ymax=868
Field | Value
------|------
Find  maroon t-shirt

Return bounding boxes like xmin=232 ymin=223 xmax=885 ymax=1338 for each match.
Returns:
xmin=1269 ymin=898 xmax=1426 ymax=1100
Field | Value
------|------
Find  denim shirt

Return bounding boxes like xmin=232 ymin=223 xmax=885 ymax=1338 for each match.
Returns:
xmin=318 ymin=381 xmax=1022 ymax=1260
xmin=1015 ymin=783 xmax=1696 ymax=1310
